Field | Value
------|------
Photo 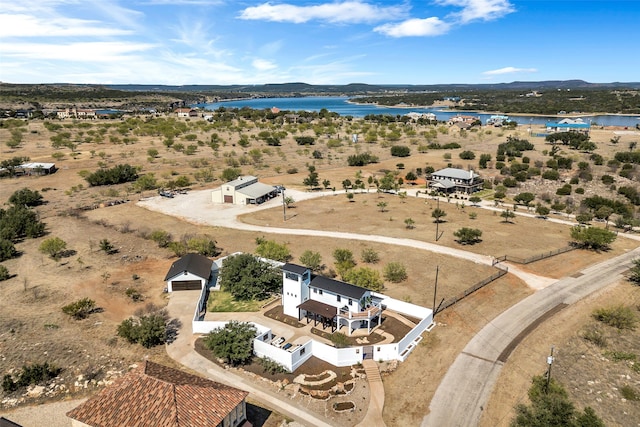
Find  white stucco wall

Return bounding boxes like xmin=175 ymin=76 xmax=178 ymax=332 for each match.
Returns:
xmin=167 ymin=271 xmax=207 ymax=292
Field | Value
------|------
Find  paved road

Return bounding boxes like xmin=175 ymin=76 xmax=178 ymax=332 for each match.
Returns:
xmin=422 ymin=247 xmax=640 ymax=427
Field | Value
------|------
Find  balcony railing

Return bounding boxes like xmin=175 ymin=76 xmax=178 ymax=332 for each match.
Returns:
xmin=338 ymin=305 xmax=382 ymax=320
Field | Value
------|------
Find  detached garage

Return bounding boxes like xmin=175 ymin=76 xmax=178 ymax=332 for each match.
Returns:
xmin=164 ymin=253 xmax=213 ymax=292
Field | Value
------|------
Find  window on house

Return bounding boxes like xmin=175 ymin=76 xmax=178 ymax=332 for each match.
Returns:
xmin=285 ymin=272 xmax=298 ymax=281
xmin=313 ymin=288 xmax=317 ymax=293
xmin=319 ymin=289 xmax=323 ymax=295
xmin=300 ymin=347 xmax=306 ymax=355
xmin=348 ymin=299 xmax=353 ymax=306
xmin=337 ymin=295 xmax=341 ymax=302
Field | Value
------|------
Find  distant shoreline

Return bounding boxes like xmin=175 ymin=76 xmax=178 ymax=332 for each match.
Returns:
xmin=345 ymin=99 xmax=640 ymax=118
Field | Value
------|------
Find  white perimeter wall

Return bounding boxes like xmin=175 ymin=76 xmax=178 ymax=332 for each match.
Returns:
xmin=312 ymin=341 xmax=363 ymax=367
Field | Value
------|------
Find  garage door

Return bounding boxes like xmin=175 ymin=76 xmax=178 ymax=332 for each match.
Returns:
xmin=224 ymin=195 xmax=233 ymax=203
xmin=171 ymin=280 xmax=202 ymax=291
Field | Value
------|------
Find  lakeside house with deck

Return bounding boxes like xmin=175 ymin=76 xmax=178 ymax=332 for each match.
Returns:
xmin=186 ymin=253 xmax=434 ymax=372
xmin=429 ymin=167 xmax=483 ymax=194
xmin=282 ymin=263 xmax=383 ymax=336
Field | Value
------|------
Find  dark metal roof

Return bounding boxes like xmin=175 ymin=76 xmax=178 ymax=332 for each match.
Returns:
xmin=0 ymin=418 xmax=23 ymax=427
xmin=297 ymin=299 xmax=337 ymax=318
xmin=163 ymin=253 xmax=213 ymax=281
xmin=283 ymin=263 xmax=309 ymax=275
xmin=310 ymin=275 xmax=367 ymax=300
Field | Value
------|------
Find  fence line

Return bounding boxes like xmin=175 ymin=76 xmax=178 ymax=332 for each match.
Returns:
xmin=438 ymin=246 xmax=576 ymax=314
xmin=436 ymin=267 xmax=508 ymax=314
xmin=494 ymin=245 xmax=575 ymax=265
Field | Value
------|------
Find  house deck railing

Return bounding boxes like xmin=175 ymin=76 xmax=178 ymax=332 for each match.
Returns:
xmin=338 ymin=305 xmax=382 ymax=319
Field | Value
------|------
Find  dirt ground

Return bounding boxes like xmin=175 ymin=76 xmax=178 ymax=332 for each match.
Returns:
xmin=2 ymin=114 xmax=640 ymax=426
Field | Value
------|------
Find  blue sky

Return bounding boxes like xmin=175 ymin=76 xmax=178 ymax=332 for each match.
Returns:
xmin=1 ymin=0 xmax=638 ymax=85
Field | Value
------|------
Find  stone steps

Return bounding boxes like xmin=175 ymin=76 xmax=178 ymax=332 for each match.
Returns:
xmin=362 ymin=359 xmax=382 ymax=383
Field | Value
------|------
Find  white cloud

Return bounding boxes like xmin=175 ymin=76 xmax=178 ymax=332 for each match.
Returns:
xmin=374 ymin=17 xmax=451 ymax=37
xmin=435 ymin=0 xmax=515 ymax=23
xmin=252 ymin=58 xmax=277 ymax=71
xmin=141 ymin=0 xmax=224 ymax=4
xmin=1 ymin=41 xmax=155 ymax=62
xmin=239 ymin=1 xmax=407 ymax=24
xmin=0 ymin=14 xmax=132 ymax=38
xmin=483 ymin=66 xmax=537 ymax=75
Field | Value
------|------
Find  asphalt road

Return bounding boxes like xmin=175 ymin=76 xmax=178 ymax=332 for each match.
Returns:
xmin=422 ymin=247 xmax=640 ymax=427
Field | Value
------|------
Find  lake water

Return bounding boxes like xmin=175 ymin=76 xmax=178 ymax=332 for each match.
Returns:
xmin=196 ymin=96 xmax=640 ymax=127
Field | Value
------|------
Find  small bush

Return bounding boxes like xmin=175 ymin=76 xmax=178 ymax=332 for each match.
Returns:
xmin=390 ymin=145 xmax=411 ymax=157
xmin=592 ymin=306 xmax=637 ymax=330
xmin=117 ymin=314 xmax=166 ymax=348
xmin=383 ymin=262 xmax=407 ymax=283
xmin=604 ymin=351 xmax=636 ymax=362
xmin=125 ymin=288 xmax=144 ymax=302
xmin=581 ymin=325 xmax=607 ymax=347
xmin=259 ymin=357 xmax=287 ymax=375
xmin=621 ymin=385 xmax=640 ymax=401
xmin=0 ymin=265 xmax=9 ymax=281
xmin=459 ymin=150 xmax=476 ymax=160
xmin=149 ymin=230 xmax=172 ymax=248
xmin=361 ymin=248 xmax=380 ymax=264
xmin=330 ymin=332 xmax=349 ymax=348
xmin=62 ymin=298 xmax=96 ymax=320
xmin=2 ymin=362 xmax=61 ymax=393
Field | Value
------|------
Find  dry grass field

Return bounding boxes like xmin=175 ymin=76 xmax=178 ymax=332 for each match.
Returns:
xmin=1 ymin=113 xmax=640 ymax=426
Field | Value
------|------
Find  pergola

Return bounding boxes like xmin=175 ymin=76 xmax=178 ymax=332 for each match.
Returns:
xmin=297 ymin=300 xmax=337 ymax=333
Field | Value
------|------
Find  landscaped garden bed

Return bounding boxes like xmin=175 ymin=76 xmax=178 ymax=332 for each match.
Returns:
xmin=264 ymin=305 xmax=306 ymax=328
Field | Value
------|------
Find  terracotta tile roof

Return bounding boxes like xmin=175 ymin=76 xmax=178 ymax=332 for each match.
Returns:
xmin=66 ymin=361 xmax=248 ymax=427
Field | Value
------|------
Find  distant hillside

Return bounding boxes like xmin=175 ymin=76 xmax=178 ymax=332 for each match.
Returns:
xmin=105 ymin=80 xmax=640 ymax=94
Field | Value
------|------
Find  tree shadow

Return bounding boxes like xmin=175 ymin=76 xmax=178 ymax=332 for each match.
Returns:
xmin=165 ymin=318 xmax=182 ymax=344
xmin=60 ymin=249 xmax=77 ymax=259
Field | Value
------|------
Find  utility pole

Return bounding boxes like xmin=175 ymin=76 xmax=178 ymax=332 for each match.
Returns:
xmin=282 ymin=188 xmax=286 ymax=221
xmin=545 ymin=346 xmax=555 ymax=393
xmin=435 ymin=197 xmax=440 ymax=241
xmin=432 ymin=265 xmax=439 ymax=318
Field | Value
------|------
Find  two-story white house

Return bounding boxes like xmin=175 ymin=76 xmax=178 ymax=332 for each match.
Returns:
xmin=282 ymin=263 xmax=383 ymax=336
xmin=429 ymin=167 xmax=483 ymax=194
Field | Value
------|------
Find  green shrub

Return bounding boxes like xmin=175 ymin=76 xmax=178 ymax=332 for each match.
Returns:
xmin=592 ymin=306 xmax=637 ymax=330
xmin=255 ymin=237 xmax=291 ymax=262
xmin=347 ymin=153 xmax=379 ymax=166
xmin=581 ymin=325 xmax=607 ymax=347
xmin=621 ymin=385 xmax=640 ymax=401
xmin=459 ymin=150 xmax=476 ymax=160
xmin=149 ymin=230 xmax=172 ymax=248
xmin=604 ymin=351 xmax=636 ymax=362
xmin=390 ymin=145 xmax=411 ymax=157
xmin=361 ymin=248 xmax=380 ymax=264
xmin=85 ymin=164 xmax=138 ymax=186
xmin=125 ymin=288 xmax=144 ymax=302
xmin=383 ymin=262 xmax=408 ymax=283
xmin=62 ymin=298 xmax=96 ymax=319
xmin=259 ymin=357 xmax=287 ymax=375
xmin=0 ymin=265 xmax=9 ymax=281
xmin=2 ymin=363 xmax=61 ymax=393
xmin=117 ymin=314 xmax=166 ymax=348
xmin=330 ymin=332 xmax=349 ymax=348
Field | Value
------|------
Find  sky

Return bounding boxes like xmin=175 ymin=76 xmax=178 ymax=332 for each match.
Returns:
xmin=1 ymin=0 xmax=639 ymax=85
